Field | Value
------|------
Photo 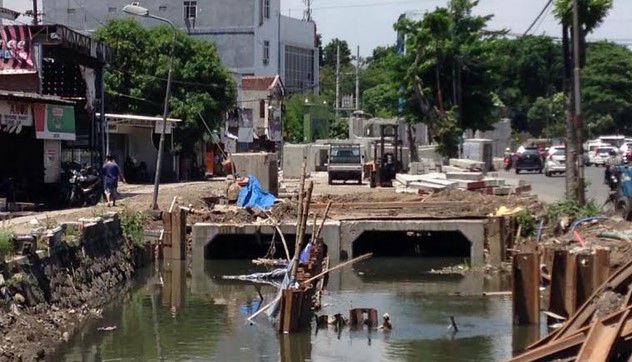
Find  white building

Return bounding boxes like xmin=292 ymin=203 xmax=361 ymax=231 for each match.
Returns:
xmin=42 ymin=0 xmax=319 ymax=93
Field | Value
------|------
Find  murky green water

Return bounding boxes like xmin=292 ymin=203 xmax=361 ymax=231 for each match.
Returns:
xmin=55 ymin=258 xmax=540 ymax=362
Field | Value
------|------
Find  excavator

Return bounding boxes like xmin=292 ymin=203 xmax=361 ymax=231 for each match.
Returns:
xmin=365 ymin=124 xmax=404 ymax=188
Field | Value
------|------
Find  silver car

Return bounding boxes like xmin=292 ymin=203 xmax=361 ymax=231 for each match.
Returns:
xmin=544 ymin=148 xmax=566 ymax=177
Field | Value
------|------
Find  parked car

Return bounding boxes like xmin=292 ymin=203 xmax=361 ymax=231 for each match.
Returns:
xmin=514 ymin=147 xmax=543 ymax=174
xmin=544 ymin=148 xmax=566 ymax=177
xmin=586 ymin=142 xmax=611 ymax=166
xmin=591 ymin=146 xmax=618 ymax=167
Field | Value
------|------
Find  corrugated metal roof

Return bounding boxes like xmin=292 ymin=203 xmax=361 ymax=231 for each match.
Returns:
xmin=0 ymin=90 xmax=75 ymax=104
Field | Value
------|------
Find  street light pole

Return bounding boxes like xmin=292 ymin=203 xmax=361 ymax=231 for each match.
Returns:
xmin=123 ymin=4 xmax=177 ymax=210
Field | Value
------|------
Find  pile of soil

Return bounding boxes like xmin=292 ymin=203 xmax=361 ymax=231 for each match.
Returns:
xmin=313 ymin=193 xmax=424 ymax=204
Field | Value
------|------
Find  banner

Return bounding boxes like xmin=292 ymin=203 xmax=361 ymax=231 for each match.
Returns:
xmin=0 ymin=25 xmax=35 ymax=74
xmin=33 ymin=104 xmax=76 ymax=141
xmin=0 ymin=100 xmax=32 ymax=134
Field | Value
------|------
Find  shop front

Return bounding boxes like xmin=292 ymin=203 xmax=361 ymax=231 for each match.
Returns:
xmin=0 ymin=94 xmax=76 ymax=205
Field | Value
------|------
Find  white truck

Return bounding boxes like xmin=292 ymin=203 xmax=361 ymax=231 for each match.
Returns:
xmin=327 ymin=144 xmax=363 ymax=185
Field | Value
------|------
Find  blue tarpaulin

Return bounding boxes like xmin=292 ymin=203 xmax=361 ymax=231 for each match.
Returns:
xmin=237 ymin=175 xmax=277 ymax=209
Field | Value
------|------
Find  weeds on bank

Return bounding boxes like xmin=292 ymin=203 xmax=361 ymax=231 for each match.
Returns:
xmin=543 ymin=199 xmax=601 ymax=222
xmin=119 ymin=208 xmax=147 ymax=247
xmin=517 ymin=210 xmax=536 ymax=237
xmin=0 ymin=228 xmax=13 ymax=259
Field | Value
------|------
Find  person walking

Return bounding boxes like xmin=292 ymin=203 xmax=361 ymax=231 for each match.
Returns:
xmin=102 ymin=155 xmax=126 ymax=207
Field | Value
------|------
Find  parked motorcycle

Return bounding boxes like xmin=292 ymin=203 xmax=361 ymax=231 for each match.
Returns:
xmin=68 ymin=167 xmax=103 ymax=207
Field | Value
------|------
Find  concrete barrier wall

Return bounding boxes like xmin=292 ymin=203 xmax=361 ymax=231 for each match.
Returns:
xmin=231 ymin=153 xmax=279 ymax=196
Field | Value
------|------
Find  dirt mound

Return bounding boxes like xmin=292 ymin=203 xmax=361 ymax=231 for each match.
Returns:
xmin=313 ymin=193 xmax=424 ymax=204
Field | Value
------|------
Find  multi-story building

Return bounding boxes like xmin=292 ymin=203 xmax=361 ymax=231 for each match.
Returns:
xmin=42 ymin=0 xmax=319 ymax=93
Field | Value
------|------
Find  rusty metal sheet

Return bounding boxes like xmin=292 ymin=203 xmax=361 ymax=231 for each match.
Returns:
xmin=507 ymin=332 xmax=586 ymax=362
xmin=576 ymin=309 xmax=630 ymax=362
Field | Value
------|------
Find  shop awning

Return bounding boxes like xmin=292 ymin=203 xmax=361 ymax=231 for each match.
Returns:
xmin=97 ymin=113 xmax=182 ymax=127
xmin=0 ymin=90 xmax=74 ymax=104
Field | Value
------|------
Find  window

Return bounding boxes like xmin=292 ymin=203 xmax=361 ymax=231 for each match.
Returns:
xmin=264 ymin=0 xmax=270 ymax=19
xmin=108 ymin=7 xmax=116 ymax=13
xmin=159 ymin=6 xmax=167 ymax=11
xmin=284 ymin=46 xmax=315 ymax=92
xmin=183 ymin=1 xmax=197 ymax=19
xmin=259 ymin=100 xmax=266 ymax=119
xmin=263 ymin=40 xmax=270 ymax=65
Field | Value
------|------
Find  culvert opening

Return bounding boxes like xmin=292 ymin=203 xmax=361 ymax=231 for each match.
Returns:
xmin=352 ymin=230 xmax=471 ymax=258
xmin=204 ymin=233 xmax=311 ymax=259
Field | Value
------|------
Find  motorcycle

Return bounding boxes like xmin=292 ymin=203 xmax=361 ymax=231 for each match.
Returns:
xmin=68 ymin=167 xmax=103 ymax=207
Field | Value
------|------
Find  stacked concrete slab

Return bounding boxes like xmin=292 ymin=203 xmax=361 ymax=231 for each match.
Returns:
xmin=394 ymin=157 xmax=532 ymax=195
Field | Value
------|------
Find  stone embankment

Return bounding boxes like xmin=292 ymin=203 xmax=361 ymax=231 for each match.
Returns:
xmin=0 ymin=212 xmax=148 ymax=361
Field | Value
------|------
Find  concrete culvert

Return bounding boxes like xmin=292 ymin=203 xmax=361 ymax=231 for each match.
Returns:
xmin=351 ymin=230 xmax=471 ymax=258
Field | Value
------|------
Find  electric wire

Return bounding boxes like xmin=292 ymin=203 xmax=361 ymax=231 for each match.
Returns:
xmin=523 ymin=0 xmax=554 ymax=36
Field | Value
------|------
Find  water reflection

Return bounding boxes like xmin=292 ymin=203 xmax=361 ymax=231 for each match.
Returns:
xmin=56 ymin=258 xmax=527 ymax=362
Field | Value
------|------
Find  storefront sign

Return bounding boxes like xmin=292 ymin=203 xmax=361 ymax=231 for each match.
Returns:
xmin=0 ymin=100 xmax=32 ymax=134
xmin=33 ymin=104 xmax=76 ymax=141
xmin=154 ymin=120 xmax=173 ymax=134
xmin=0 ymin=25 xmax=35 ymax=74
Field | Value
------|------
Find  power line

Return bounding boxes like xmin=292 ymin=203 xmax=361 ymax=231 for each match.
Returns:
xmin=523 ymin=0 xmax=553 ymax=36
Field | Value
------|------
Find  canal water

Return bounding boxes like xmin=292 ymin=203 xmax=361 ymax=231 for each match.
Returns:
xmin=55 ymin=258 xmax=540 ymax=362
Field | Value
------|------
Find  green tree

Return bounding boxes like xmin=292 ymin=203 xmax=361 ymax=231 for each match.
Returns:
xmin=94 ymin=19 xmax=237 ymax=156
xmin=582 ymin=42 xmax=632 ymax=136
xmin=322 ymin=38 xmax=352 ymax=68
xmin=527 ymin=92 xmax=566 ymax=138
xmin=395 ymin=0 xmax=499 ymax=157
xmin=489 ymin=36 xmax=564 ymax=134
xmin=361 ymin=46 xmax=401 ymax=117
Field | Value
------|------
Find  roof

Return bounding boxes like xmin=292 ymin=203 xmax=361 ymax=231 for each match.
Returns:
xmin=0 ymin=90 xmax=74 ymax=104
xmin=242 ymin=75 xmax=284 ymax=93
xmin=97 ymin=113 xmax=182 ymax=124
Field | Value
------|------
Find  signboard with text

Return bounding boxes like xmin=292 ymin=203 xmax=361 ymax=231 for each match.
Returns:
xmin=0 ymin=25 xmax=36 ymax=74
xmin=0 ymin=100 xmax=32 ymax=134
xmin=33 ymin=104 xmax=76 ymax=141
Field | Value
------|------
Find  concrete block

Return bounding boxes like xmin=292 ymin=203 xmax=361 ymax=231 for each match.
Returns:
xmin=448 ymin=158 xmax=485 ymax=171
xmin=282 ymin=144 xmax=309 ymax=179
xmin=445 ymin=172 xmax=484 ymax=181
xmin=231 ymin=152 xmax=279 ymax=196
xmin=441 ymin=165 xmax=468 ymax=173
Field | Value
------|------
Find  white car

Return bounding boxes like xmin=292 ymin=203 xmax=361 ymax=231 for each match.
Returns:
xmin=591 ymin=147 xmax=618 ymax=166
xmin=544 ymin=148 xmax=566 ymax=177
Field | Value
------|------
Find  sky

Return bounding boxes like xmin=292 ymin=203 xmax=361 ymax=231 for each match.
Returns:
xmin=281 ymin=0 xmax=632 ymax=56
xmin=4 ymin=0 xmax=631 ymax=57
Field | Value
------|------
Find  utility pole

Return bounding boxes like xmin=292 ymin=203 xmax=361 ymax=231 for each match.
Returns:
xmin=32 ymin=0 xmax=38 ymax=25
xmin=572 ymin=0 xmax=585 ymax=206
xmin=355 ymin=45 xmax=360 ymax=111
xmin=335 ymin=44 xmax=340 ymax=119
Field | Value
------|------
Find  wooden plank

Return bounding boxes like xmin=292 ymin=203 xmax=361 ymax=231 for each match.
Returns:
xmin=595 ymin=249 xmax=610 ymax=284
xmin=310 ymin=201 xmax=468 ymax=210
xmin=162 ymin=211 xmax=172 ymax=259
xmin=576 ymin=309 xmax=630 ymax=362
xmin=513 ymin=252 xmax=540 ymax=325
xmin=170 ymin=208 xmax=186 ymax=260
xmin=279 ymin=289 xmax=304 ymax=333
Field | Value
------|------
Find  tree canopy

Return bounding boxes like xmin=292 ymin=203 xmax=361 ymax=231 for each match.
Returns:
xmin=322 ymin=38 xmax=352 ymax=68
xmin=94 ymin=19 xmax=237 ymax=156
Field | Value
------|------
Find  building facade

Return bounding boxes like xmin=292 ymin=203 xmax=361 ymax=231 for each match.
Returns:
xmin=42 ymin=0 xmax=319 ymax=93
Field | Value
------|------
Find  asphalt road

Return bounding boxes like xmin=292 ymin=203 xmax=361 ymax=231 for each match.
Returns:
xmin=499 ymin=165 xmax=611 ymax=205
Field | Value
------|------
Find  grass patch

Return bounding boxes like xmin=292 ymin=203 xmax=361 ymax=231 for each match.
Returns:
xmin=0 ymin=229 xmax=13 ymax=259
xmin=119 ymin=208 xmax=147 ymax=247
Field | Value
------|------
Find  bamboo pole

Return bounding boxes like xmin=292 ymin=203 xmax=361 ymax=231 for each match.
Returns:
xmin=314 ymin=201 xmax=333 ymax=242
xmin=264 ymin=211 xmax=291 ymax=261
xmin=310 ymin=212 xmax=318 ymax=243
xmin=292 ymin=181 xmax=313 ymax=278
xmin=301 ymin=252 xmax=372 ymax=286
xmin=247 ymin=294 xmax=282 ymax=322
